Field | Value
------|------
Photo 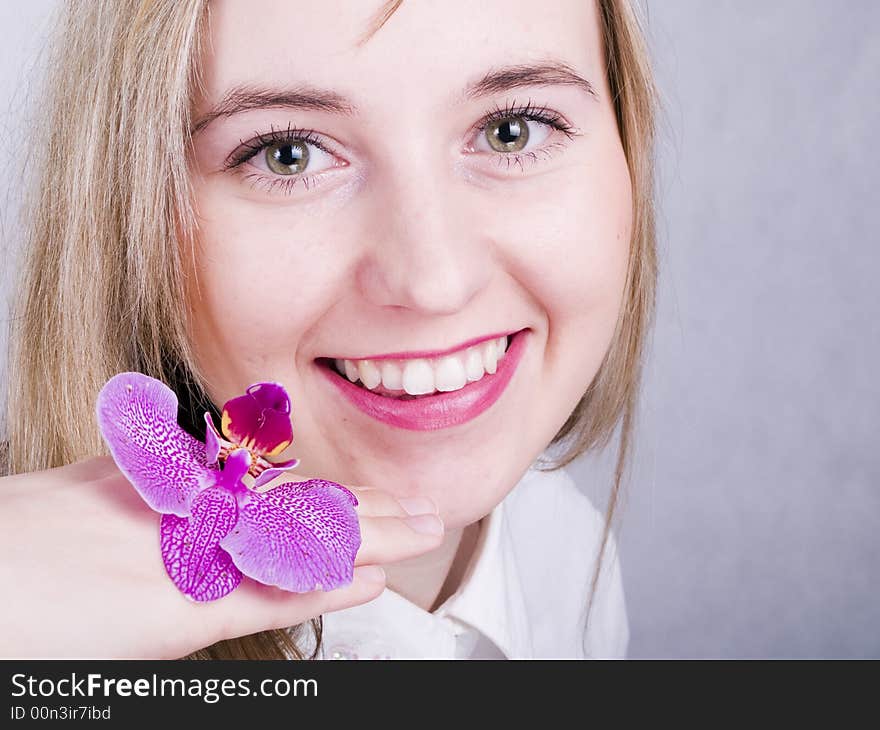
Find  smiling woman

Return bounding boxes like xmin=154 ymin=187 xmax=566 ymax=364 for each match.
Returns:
xmin=2 ymin=0 xmax=656 ymax=660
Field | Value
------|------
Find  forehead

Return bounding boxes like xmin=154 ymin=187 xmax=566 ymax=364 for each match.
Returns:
xmin=198 ymin=0 xmax=602 ymax=113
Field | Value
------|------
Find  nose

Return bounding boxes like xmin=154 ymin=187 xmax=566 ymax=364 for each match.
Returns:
xmin=355 ymin=160 xmax=492 ymax=316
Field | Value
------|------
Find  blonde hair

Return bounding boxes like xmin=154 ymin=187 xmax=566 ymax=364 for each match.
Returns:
xmin=3 ymin=0 xmax=656 ymax=659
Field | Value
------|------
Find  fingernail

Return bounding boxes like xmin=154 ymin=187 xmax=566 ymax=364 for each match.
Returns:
xmin=356 ymin=565 xmax=386 ymax=583
xmin=397 ymin=496 xmax=438 ymax=516
xmin=405 ymin=514 xmax=444 ymax=536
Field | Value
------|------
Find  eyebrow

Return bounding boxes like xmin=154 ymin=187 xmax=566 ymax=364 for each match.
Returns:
xmin=464 ymin=61 xmax=598 ymax=103
xmin=190 ymin=60 xmax=597 ymax=136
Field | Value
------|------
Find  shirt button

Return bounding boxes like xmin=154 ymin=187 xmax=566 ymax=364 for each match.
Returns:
xmin=328 ymin=643 xmax=358 ymax=660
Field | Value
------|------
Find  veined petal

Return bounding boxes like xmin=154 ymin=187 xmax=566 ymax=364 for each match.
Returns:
xmin=221 ymin=479 xmax=360 ymax=593
xmin=160 ymin=487 xmax=242 ymax=602
xmin=221 ymin=382 xmax=292 ymax=458
xmin=96 ymin=372 xmax=214 ymax=517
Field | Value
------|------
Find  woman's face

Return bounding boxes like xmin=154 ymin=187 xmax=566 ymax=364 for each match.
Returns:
xmin=187 ymin=0 xmax=632 ymax=530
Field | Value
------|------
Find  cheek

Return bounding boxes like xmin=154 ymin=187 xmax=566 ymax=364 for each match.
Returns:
xmin=494 ymin=144 xmax=633 ymax=339
xmin=485 ymin=134 xmax=634 ymax=454
xmin=187 ymin=189 xmax=349 ymax=378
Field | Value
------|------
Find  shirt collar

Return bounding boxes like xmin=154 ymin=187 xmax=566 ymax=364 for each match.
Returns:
xmin=431 ymin=467 xmax=536 ymax=658
xmin=316 ymin=464 xmax=543 ymax=659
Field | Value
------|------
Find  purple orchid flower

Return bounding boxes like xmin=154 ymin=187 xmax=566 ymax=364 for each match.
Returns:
xmin=96 ymin=372 xmax=361 ymax=602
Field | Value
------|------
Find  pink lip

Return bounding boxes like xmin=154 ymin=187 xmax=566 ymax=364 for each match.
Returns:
xmin=328 ymin=331 xmax=513 ymax=362
xmin=316 ymin=329 xmax=529 ymax=431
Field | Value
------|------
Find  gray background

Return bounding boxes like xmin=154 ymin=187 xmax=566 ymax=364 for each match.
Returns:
xmin=1 ymin=2 xmax=877 ymax=658
xmin=0 ymin=1 xmax=57 ymax=417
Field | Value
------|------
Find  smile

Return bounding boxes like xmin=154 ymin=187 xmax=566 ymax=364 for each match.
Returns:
xmin=334 ymin=334 xmax=510 ymax=398
xmin=314 ymin=328 xmax=529 ymax=431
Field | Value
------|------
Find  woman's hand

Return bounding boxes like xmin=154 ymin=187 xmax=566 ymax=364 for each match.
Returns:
xmin=0 ymin=455 xmax=444 ymax=658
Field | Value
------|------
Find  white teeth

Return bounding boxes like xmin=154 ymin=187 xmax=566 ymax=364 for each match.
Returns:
xmin=357 ymin=359 xmax=382 ymax=389
xmin=402 ymin=359 xmax=435 ymax=395
xmin=380 ymin=360 xmax=403 ymax=390
xmin=332 ymin=334 xmax=512 ymax=397
xmin=343 ymin=359 xmax=359 ymax=382
xmin=482 ymin=339 xmax=499 ymax=375
xmin=464 ymin=348 xmax=485 ymax=382
xmin=434 ymin=355 xmax=468 ymax=392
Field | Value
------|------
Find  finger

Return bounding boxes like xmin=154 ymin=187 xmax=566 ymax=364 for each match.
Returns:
xmin=354 ymin=513 xmax=445 ymax=565
xmin=352 ymin=488 xmax=438 ymax=519
xmin=199 ymin=565 xmax=387 ymax=646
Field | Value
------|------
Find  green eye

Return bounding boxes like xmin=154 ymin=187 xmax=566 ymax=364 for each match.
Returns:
xmin=265 ymin=142 xmax=310 ymax=175
xmin=485 ymin=116 xmax=529 ymax=153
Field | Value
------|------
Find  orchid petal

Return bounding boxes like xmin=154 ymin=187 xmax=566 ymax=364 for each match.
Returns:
xmin=221 ymin=382 xmax=292 ymax=458
xmin=221 ymin=479 xmax=360 ymax=592
xmin=252 ymin=458 xmax=301 ymax=488
xmin=217 ymin=447 xmax=252 ymax=490
xmin=96 ymin=372 xmax=213 ymax=517
xmin=160 ymin=486 xmax=242 ymax=602
xmin=203 ymin=412 xmax=223 ymax=466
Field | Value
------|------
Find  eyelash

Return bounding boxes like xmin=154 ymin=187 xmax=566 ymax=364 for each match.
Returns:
xmin=473 ymin=98 xmax=581 ymax=170
xmin=223 ymin=99 xmax=581 ymax=196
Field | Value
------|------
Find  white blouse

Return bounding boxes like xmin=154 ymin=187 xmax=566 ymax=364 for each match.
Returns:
xmin=301 ymin=461 xmax=629 ymax=659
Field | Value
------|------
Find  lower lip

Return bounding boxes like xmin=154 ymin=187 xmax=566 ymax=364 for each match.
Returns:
xmin=315 ymin=329 xmax=529 ymax=431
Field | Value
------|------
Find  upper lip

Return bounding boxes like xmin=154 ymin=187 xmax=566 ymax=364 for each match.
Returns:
xmin=322 ymin=329 xmax=520 ymax=362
